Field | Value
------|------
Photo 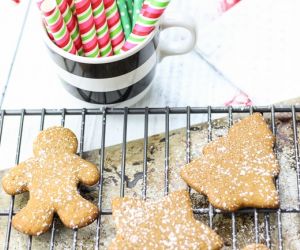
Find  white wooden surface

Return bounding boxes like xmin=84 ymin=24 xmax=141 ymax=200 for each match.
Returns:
xmin=3 ymin=0 xmax=297 ymax=171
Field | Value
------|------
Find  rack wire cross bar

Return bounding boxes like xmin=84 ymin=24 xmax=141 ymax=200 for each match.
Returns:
xmin=95 ymin=108 xmax=107 ymax=250
xmin=291 ymin=106 xmax=300 ymax=208
xmin=142 ymin=108 xmax=149 ymax=200
xmin=4 ymin=109 xmax=25 ymax=250
xmin=3 ymin=105 xmax=300 ymax=116
xmin=207 ymin=106 xmax=214 ymax=229
xmin=271 ymin=106 xmax=283 ymax=250
xmin=164 ymin=107 xmax=170 ymax=196
xmin=227 ymin=107 xmax=237 ymax=250
xmin=49 ymin=109 xmax=67 ymax=250
xmin=120 ymin=108 xmax=128 ymax=197
xmin=249 ymin=107 xmax=260 ymax=244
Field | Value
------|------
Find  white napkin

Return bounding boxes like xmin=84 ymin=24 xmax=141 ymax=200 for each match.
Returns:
xmin=196 ymin=0 xmax=300 ymax=105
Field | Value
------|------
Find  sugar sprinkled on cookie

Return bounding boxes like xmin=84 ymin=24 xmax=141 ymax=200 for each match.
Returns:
xmin=2 ymin=126 xmax=100 ymax=235
xmin=109 ymin=190 xmax=223 ymax=250
xmin=180 ymin=113 xmax=280 ymax=211
xmin=242 ymin=243 xmax=270 ymax=250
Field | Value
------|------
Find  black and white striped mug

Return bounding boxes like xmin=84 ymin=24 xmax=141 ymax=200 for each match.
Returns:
xmin=43 ymin=18 xmax=196 ymax=106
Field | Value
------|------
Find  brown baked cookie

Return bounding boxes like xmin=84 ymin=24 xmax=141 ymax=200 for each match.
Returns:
xmin=109 ymin=190 xmax=223 ymax=250
xmin=181 ymin=113 xmax=280 ymax=211
xmin=242 ymin=243 xmax=270 ymax=250
xmin=2 ymin=127 xmax=100 ymax=235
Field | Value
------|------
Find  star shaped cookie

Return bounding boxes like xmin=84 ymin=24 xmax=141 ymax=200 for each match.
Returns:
xmin=181 ymin=113 xmax=280 ymax=211
xmin=109 ymin=190 xmax=223 ymax=250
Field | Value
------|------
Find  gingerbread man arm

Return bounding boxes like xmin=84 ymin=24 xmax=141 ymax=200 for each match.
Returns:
xmin=72 ymin=155 xmax=100 ymax=186
xmin=2 ymin=158 xmax=36 ymax=195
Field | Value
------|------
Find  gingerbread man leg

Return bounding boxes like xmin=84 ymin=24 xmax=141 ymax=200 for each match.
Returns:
xmin=57 ymin=195 xmax=99 ymax=229
xmin=12 ymin=199 xmax=54 ymax=235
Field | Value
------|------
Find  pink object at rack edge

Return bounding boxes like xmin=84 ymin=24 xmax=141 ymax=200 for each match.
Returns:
xmin=220 ymin=0 xmax=240 ymax=12
xmin=224 ymin=91 xmax=253 ymax=107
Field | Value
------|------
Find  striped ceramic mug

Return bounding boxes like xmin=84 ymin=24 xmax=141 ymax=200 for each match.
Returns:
xmin=43 ymin=17 xmax=196 ymax=106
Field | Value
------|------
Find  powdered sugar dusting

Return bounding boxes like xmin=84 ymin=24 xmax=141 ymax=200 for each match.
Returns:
xmin=110 ymin=190 xmax=223 ymax=250
xmin=2 ymin=127 xmax=100 ymax=235
xmin=181 ymin=113 xmax=280 ymax=211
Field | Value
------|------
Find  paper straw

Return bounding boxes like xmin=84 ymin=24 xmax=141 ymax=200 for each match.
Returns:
xmin=140 ymin=0 xmax=150 ymax=17
xmin=141 ymin=0 xmax=150 ymax=12
xmin=116 ymin=0 xmax=131 ymax=38
xmin=41 ymin=0 xmax=77 ymax=55
xmin=75 ymin=0 xmax=101 ymax=57
xmin=91 ymin=0 xmax=113 ymax=56
xmin=132 ymin=0 xmax=143 ymax=27
xmin=121 ymin=0 xmax=170 ymax=52
xmin=43 ymin=18 xmax=55 ymax=41
xmin=67 ymin=0 xmax=76 ymax=14
xmin=56 ymin=0 xmax=84 ymax=55
xmin=103 ymin=0 xmax=125 ymax=54
xmin=37 ymin=0 xmax=55 ymax=41
xmin=125 ymin=0 xmax=133 ymax=19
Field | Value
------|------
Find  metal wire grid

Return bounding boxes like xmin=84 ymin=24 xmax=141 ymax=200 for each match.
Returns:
xmin=1 ymin=106 xmax=300 ymax=250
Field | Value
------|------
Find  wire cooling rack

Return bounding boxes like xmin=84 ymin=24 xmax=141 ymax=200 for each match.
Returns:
xmin=1 ymin=106 xmax=300 ymax=250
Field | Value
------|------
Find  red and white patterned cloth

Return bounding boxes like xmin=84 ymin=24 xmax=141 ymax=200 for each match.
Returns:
xmin=224 ymin=91 xmax=253 ymax=107
xmin=220 ymin=0 xmax=240 ymax=12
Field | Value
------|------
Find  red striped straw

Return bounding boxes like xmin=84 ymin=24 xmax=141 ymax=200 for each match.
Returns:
xmin=41 ymin=0 xmax=77 ymax=55
xmin=103 ymin=0 xmax=125 ymax=54
xmin=75 ymin=0 xmax=101 ymax=57
xmin=121 ymin=0 xmax=170 ymax=52
xmin=91 ymin=0 xmax=113 ymax=56
xmin=36 ymin=0 xmax=54 ymax=41
xmin=67 ymin=0 xmax=76 ymax=14
xmin=141 ymin=0 xmax=150 ymax=14
xmin=57 ymin=0 xmax=84 ymax=55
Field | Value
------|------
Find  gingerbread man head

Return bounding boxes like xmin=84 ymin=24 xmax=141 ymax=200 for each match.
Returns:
xmin=33 ymin=126 xmax=78 ymax=156
xmin=2 ymin=127 xmax=100 ymax=235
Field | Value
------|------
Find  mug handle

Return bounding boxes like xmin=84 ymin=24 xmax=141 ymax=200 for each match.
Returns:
xmin=158 ymin=16 xmax=197 ymax=60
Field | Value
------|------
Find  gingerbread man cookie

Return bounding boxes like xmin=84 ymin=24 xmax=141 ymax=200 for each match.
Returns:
xmin=109 ymin=190 xmax=223 ymax=250
xmin=242 ymin=244 xmax=270 ymax=250
xmin=181 ymin=113 xmax=280 ymax=211
xmin=2 ymin=127 xmax=100 ymax=235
